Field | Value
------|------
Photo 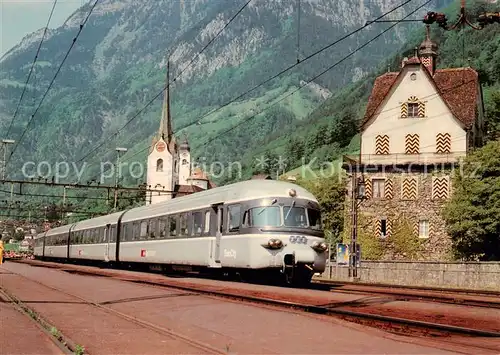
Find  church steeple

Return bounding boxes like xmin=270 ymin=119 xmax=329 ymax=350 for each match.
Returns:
xmin=159 ymin=60 xmax=174 ymax=147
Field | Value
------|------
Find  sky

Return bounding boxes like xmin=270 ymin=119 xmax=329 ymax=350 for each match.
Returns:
xmin=1 ymin=0 xmax=84 ymax=57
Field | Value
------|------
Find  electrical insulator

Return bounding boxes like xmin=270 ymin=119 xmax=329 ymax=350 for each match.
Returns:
xmin=478 ymin=12 xmax=500 ymax=27
xmin=423 ymin=11 xmax=448 ymax=29
xmin=423 ymin=11 xmax=438 ymax=24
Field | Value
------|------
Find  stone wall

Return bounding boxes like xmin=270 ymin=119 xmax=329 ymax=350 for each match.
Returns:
xmin=344 ymin=165 xmax=455 ymax=261
xmin=317 ymin=261 xmax=500 ymax=291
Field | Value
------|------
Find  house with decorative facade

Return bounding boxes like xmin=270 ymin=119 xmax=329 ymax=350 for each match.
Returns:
xmin=343 ymin=26 xmax=485 ymax=260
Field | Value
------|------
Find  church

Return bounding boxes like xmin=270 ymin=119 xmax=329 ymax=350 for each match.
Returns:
xmin=145 ymin=61 xmax=216 ymax=205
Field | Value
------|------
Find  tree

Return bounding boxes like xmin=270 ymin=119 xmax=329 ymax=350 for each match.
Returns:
xmin=486 ymin=89 xmax=500 ymax=141
xmin=293 ymin=174 xmax=346 ymax=245
xmin=442 ymin=141 xmax=500 ymax=261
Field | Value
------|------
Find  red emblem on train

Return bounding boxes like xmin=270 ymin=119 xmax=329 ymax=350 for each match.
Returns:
xmin=140 ymin=249 xmax=146 ymax=257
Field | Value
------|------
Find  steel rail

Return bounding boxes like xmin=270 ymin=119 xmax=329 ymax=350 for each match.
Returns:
xmin=4 ymin=267 xmax=225 ymax=355
xmin=12 ymin=260 xmax=500 ymax=339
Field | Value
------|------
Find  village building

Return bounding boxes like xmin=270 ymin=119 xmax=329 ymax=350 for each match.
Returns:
xmin=343 ymin=25 xmax=485 ymax=260
xmin=146 ymin=61 xmax=215 ymax=205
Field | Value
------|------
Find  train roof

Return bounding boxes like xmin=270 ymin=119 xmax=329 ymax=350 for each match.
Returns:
xmin=121 ymin=179 xmax=317 ymax=222
xmin=72 ymin=210 xmax=125 ymax=231
xmin=37 ymin=180 xmax=318 ymax=232
xmin=45 ymin=223 xmax=74 ymax=236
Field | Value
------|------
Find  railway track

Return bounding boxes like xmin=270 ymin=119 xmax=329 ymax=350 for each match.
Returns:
xmin=2 ymin=268 xmax=226 ymax=355
xmin=11 ymin=259 xmax=500 ymax=341
xmin=312 ymin=282 xmax=500 ymax=309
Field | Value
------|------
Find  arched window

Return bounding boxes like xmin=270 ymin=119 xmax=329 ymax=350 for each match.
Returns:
xmin=182 ymin=159 xmax=188 ymax=165
xmin=156 ymin=159 xmax=163 ymax=172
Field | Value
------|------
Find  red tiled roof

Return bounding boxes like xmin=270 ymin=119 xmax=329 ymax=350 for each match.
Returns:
xmin=362 ymin=62 xmax=480 ymax=129
xmin=176 ymin=184 xmax=204 ymax=193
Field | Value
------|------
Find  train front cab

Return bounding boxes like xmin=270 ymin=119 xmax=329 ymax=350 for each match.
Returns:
xmin=219 ymin=189 xmax=327 ymax=286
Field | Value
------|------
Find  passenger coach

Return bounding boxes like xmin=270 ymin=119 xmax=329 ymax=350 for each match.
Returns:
xmin=34 ymin=180 xmax=328 ymax=285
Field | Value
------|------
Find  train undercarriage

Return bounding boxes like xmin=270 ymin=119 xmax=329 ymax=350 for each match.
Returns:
xmin=35 ymin=255 xmax=315 ymax=288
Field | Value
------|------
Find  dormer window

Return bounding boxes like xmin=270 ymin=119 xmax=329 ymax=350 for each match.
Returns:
xmin=408 ymin=102 xmax=419 ymax=117
xmin=410 ymin=73 xmax=417 ymax=81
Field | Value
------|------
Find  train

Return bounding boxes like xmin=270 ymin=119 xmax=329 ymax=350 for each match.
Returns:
xmin=33 ymin=179 xmax=328 ymax=286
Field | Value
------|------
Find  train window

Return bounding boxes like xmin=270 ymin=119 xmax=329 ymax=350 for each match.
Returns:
xmin=227 ymin=204 xmax=241 ymax=232
xmin=180 ymin=214 xmax=188 ymax=236
xmin=247 ymin=206 xmax=281 ymax=227
xmin=204 ymin=211 xmax=210 ymax=234
xmin=140 ymin=221 xmax=148 ymax=240
xmin=307 ymin=209 xmax=322 ymax=230
xmin=169 ymin=216 xmax=177 ymax=237
xmin=148 ymin=219 xmax=156 ymax=239
xmin=110 ymin=226 xmax=116 ymax=242
xmin=159 ymin=218 xmax=167 ymax=238
xmin=133 ymin=222 xmax=140 ymax=241
xmin=283 ymin=206 xmax=308 ymax=228
xmin=192 ymin=212 xmax=203 ymax=237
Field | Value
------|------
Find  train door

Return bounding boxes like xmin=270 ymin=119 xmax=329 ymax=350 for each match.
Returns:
xmin=104 ymin=224 xmax=111 ymax=262
xmin=212 ymin=203 xmax=224 ymax=264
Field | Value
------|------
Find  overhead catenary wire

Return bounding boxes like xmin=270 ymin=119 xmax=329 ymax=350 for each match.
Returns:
xmin=73 ymin=0 xmax=254 ymax=165
xmin=88 ymin=0 xmax=433 ymax=182
xmin=4 ymin=0 xmax=58 ymax=138
xmin=6 ymin=0 xmax=100 ymax=166
xmin=194 ymin=0 xmax=433 ymax=152
xmin=73 ymin=0 xmax=417 ymax=166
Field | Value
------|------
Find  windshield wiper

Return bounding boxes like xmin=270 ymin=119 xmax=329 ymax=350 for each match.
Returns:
xmin=258 ymin=198 xmax=277 ymax=215
xmin=284 ymin=200 xmax=295 ymax=221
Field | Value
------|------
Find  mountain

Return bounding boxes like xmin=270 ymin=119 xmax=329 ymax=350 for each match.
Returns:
xmin=0 ymin=0 xmax=452 ymax=192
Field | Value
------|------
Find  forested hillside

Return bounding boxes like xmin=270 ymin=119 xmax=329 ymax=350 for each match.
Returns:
xmin=243 ymin=0 xmax=500 ymax=181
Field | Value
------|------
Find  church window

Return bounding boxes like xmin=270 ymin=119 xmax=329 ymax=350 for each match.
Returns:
xmin=156 ymin=159 xmax=163 ymax=172
xmin=182 ymin=159 xmax=188 ymax=165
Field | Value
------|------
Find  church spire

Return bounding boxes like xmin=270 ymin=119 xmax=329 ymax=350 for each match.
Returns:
xmin=159 ymin=60 xmax=173 ymax=144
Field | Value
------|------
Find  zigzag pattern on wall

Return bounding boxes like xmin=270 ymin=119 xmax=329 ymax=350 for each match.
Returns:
xmin=385 ymin=179 xmax=393 ymax=199
xmin=400 ymin=102 xmax=408 ymax=118
xmin=421 ymin=57 xmax=431 ymax=67
xmin=387 ymin=219 xmax=392 ymax=238
xmin=408 ymin=96 xmax=419 ymax=102
xmin=405 ymin=134 xmax=420 ymax=154
xmin=436 ymin=133 xmax=451 ymax=153
xmin=365 ymin=178 xmax=372 ymax=199
xmin=402 ymin=178 xmax=417 ymax=200
xmin=413 ymin=221 xmax=419 ymax=237
xmin=375 ymin=135 xmax=390 ymax=154
xmin=429 ymin=221 xmax=434 ymax=238
xmin=432 ymin=176 xmax=450 ymax=199
xmin=418 ymin=101 xmax=425 ymax=117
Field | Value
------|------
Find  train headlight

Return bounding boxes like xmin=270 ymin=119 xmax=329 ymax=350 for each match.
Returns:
xmin=262 ymin=238 xmax=284 ymax=249
xmin=311 ymin=241 xmax=328 ymax=252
